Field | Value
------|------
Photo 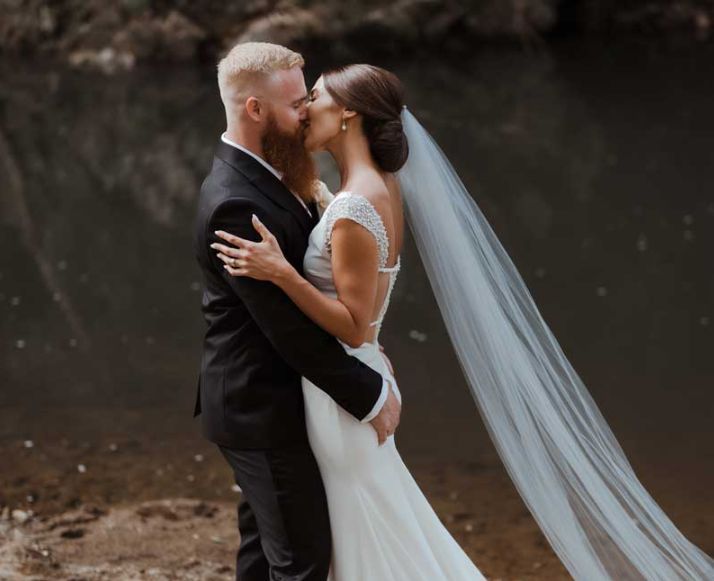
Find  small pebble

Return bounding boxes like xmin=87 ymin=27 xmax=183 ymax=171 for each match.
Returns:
xmin=15 ymin=339 xmax=26 ymax=349
xmin=10 ymin=296 xmax=21 ymax=306
xmin=596 ymin=286 xmax=608 ymax=297
xmin=187 ymin=474 xmax=195 ymax=482
xmin=194 ymin=454 xmax=204 ymax=462
xmin=12 ymin=509 xmax=29 ymax=524
xmin=77 ymin=464 xmax=87 ymax=473
xmin=23 ymin=440 xmax=34 ymax=448
xmin=231 ymin=484 xmax=242 ymax=493
xmin=109 ymin=443 xmax=118 ymax=452
xmin=408 ymin=330 xmax=428 ymax=343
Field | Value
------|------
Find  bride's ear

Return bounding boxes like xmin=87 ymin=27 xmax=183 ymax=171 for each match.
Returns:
xmin=343 ymin=109 xmax=358 ymax=120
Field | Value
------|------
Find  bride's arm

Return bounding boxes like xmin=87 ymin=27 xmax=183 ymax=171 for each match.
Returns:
xmin=212 ymin=216 xmax=379 ymax=348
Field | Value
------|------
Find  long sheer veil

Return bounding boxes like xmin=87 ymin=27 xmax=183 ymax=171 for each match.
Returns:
xmin=395 ymin=107 xmax=714 ymax=580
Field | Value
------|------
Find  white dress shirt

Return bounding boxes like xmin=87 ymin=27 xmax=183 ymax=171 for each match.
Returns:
xmin=221 ymin=132 xmax=311 ymax=217
xmin=220 ymin=132 xmax=389 ymax=423
xmin=361 ymin=371 xmax=390 ymax=423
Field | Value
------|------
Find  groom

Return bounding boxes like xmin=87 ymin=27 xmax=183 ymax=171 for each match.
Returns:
xmin=192 ymin=41 xmax=402 ymax=580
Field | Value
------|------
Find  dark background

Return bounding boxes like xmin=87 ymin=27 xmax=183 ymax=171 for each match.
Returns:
xmin=1 ymin=1 xmax=712 ymax=578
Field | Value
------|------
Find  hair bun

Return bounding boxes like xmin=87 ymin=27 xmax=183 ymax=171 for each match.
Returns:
xmin=322 ymin=64 xmax=409 ymax=173
xmin=369 ymin=117 xmax=409 ymax=173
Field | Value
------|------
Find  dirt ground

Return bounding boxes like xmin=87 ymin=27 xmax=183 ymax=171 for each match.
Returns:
xmin=0 ymin=428 xmax=711 ymax=580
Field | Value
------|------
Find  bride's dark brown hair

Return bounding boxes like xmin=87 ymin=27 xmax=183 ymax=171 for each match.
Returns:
xmin=322 ymin=64 xmax=409 ymax=173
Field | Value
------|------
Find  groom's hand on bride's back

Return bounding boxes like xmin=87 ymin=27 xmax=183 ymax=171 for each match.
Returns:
xmin=370 ymin=379 xmax=401 ymax=446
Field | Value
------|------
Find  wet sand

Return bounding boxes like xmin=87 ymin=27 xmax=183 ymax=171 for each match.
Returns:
xmin=1 ymin=409 xmax=711 ymax=580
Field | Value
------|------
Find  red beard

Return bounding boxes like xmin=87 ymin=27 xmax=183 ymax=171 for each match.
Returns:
xmin=261 ymin=112 xmax=318 ymax=205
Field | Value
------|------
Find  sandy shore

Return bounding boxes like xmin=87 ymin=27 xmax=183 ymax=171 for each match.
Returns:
xmin=0 ymin=398 xmax=714 ymax=581
xmin=0 ymin=420 xmax=711 ymax=580
xmin=0 ymin=469 xmax=570 ymax=581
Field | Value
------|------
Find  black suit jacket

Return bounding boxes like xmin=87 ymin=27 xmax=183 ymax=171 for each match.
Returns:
xmin=192 ymin=140 xmax=384 ymax=449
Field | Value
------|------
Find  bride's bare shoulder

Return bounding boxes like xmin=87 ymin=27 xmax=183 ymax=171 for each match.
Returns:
xmin=348 ymin=173 xmax=392 ymax=211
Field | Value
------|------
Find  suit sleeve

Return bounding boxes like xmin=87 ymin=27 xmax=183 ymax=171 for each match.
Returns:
xmin=207 ymin=197 xmax=384 ymax=421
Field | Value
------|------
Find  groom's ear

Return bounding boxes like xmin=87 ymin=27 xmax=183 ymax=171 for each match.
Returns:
xmin=245 ymin=96 xmax=262 ymax=122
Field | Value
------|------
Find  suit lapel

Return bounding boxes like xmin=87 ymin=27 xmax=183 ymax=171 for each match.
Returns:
xmin=307 ymin=201 xmax=319 ymax=228
xmin=215 ymin=140 xmax=313 ymax=235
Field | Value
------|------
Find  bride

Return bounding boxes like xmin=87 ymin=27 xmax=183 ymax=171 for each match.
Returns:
xmin=212 ymin=64 xmax=714 ymax=579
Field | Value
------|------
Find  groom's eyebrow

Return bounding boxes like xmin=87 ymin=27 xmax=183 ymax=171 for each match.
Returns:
xmin=291 ymin=93 xmax=309 ymax=106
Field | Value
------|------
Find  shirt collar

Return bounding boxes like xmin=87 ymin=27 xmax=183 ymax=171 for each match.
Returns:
xmin=220 ymin=132 xmax=283 ymax=181
xmin=219 ymin=132 xmax=311 ymax=217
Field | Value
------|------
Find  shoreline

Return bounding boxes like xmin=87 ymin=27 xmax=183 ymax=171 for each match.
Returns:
xmin=1 ymin=428 xmax=711 ymax=580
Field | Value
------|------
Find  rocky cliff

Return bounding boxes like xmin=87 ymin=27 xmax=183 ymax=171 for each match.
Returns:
xmin=0 ymin=0 xmax=711 ymax=72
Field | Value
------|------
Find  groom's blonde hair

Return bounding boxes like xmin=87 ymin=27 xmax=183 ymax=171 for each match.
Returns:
xmin=217 ymin=42 xmax=304 ymax=108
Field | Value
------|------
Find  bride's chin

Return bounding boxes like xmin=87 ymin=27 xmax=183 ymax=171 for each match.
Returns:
xmin=304 ymin=139 xmax=319 ymax=153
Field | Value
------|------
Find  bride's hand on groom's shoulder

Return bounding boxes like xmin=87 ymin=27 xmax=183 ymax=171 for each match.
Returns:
xmin=212 ymin=215 xmax=293 ymax=283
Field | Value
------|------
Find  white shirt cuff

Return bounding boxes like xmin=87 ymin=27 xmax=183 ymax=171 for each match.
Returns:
xmin=360 ymin=377 xmax=390 ymax=423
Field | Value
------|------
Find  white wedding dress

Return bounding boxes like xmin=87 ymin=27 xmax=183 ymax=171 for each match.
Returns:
xmin=300 ymin=184 xmax=487 ymax=581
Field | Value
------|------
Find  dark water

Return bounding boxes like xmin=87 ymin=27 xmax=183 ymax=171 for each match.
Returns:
xmin=1 ymin=38 xmax=712 ymax=477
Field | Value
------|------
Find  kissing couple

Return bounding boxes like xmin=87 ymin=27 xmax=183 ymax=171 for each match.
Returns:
xmin=192 ymin=41 xmax=714 ymax=581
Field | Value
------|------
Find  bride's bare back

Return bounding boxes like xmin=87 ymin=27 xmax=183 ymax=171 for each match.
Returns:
xmin=329 ymin=170 xmax=404 ymax=345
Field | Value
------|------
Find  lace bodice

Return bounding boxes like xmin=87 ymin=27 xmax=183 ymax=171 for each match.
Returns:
xmin=324 ymin=193 xmax=390 ymax=268
xmin=304 ymin=185 xmax=401 ymax=342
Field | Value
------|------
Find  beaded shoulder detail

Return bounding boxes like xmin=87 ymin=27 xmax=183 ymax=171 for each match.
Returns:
xmin=323 ymin=192 xmax=389 ymax=268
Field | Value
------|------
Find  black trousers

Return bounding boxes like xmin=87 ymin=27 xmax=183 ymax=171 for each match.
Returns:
xmin=218 ymin=442 xmax=332 ymax=581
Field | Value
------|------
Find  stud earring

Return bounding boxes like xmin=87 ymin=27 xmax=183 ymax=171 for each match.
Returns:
xmin=341 ymin=119 xmax=347 ymax=131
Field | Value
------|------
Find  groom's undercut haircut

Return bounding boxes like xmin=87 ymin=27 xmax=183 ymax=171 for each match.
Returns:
xmin=217 ymin=42 xmax=305 ymax=109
